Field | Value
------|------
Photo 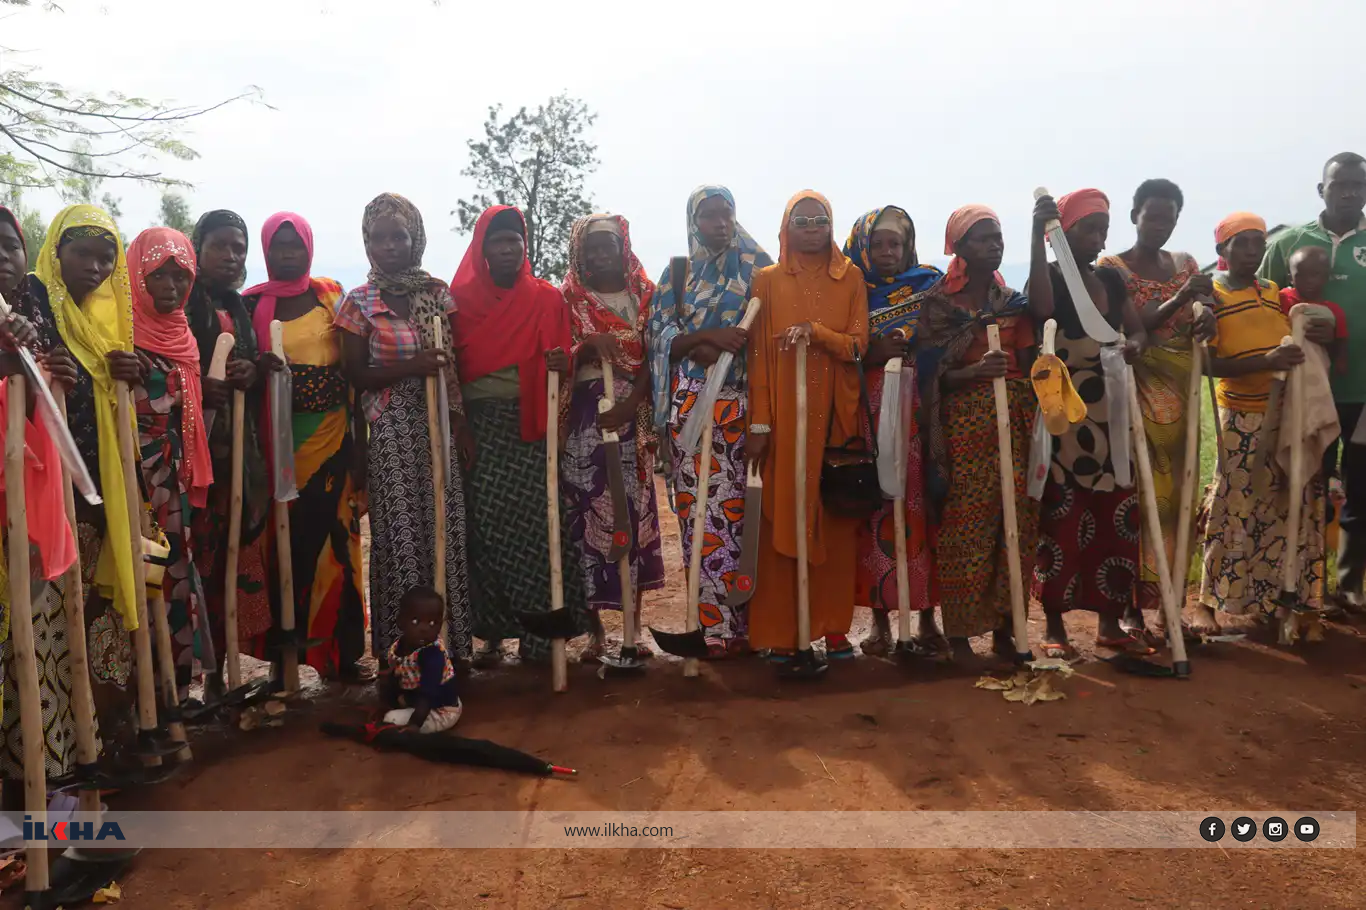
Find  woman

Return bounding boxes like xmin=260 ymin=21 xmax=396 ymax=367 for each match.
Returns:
xmin=913 ymin=204 xmax=1044 ymax=664
xmin=1201 ymin=213 xmax=1330 ymax=626
xmin=336 ymin=193 xmax=471 ymax=662
xmin=15 ymin=204 xmax=143 ymax=761
xmin=842 ymin=206 xmax=943 ymax=655
xmin=450 ymin=205 xmax=585 ymax=665
xmin=187 ymin=210 xmax=272 ymax=685
xmin=743 ymin=190 xmax=869 ymax=663
xmin=561 ymin=214 xmax=666 ymax=658
xmin=1029 ymin=190 xmax=1150 ymax=656
xmin=648 ymin=186 xmax=772 ymax=658
xmin=1097 ymin=179 xmax=1214 ymax=637
xmin=0 ymin=206 xmax=84 ymax=802
xmin=244 ymin=213 xmax=367 ymax=682
xmin=128 ymin=228 xmax=212 ymax=697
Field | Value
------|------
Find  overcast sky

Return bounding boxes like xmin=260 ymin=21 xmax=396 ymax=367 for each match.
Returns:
xmin=6 ymin=0 xmax=1365 ymax=289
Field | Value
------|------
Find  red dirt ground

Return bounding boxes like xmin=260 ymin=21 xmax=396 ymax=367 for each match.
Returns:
xmin=45 ymin=478 xmax=1366 ymax=909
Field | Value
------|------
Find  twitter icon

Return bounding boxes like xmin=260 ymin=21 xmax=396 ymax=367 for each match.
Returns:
xmin=1232 ymin=817 xmax=1257 ymax=842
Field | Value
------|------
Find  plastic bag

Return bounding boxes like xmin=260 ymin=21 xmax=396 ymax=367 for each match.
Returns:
xmin=1100 ymin=345 xmax=1132 ymax=488
xmin=876 ymin=361 xmax=912 ymax=499
xmin=1027 ymin=408 xmax=1050 ymax=500
xmin=269 ymin=367 xmax=298 ymax=503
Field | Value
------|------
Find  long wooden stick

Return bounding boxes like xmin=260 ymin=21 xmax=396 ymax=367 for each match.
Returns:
xmin=794 ymin=338 xmax=811 ymax=651
xmin=115 ymin=381 xmax=160 ymax=760
xmin=1127 ymin=358 xmax=1189 ymax=670
xmin=600 ymin=360 xmax=638 ymax=658
xmin=986 ymin=325 xmax=1029 ymax=657
xmin=1171 ymin=305 xmax=1206 ymax=608
xmin=426 ymin=317 xmax=448 ymax=645
xmin=886 ymin=357 xmax=912 ymax=644
xmin=683 ymin=392 xmax=712 ymax=680
xmin=269 ymin=321 xmax=299 ymax=694
xmin=55 ymin=390 xmax=100 ymax=813
xmin=8 ymin=374 xmax=49 ymax=895
xmin=545 ymin=369 xmax=567 ymax=692
xmin=224 ymin=388 xmax=245 ymax=690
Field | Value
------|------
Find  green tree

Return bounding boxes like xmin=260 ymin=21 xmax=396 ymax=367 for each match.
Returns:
xmin=1 ymin=0 xmax=257 ymax=192
xmin=453 ymin=94 xmax=598 ymax=284
xmin=157 ymin=190 xmax=194 ymax=234
xmin=59 ymin=140 xmax=123 ymax=232
xmin=0 ymin=185 xmax=45 ymax=267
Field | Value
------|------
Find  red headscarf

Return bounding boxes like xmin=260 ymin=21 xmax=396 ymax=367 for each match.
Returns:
xmin=561 ymin=214 xmax=653 ymax=373
xmin=0 ymin=205 xmax=26 ymax=306
xmin=941 ymin=204 xmax=1006 ymax=295
xmin=129 ymin=228 xmax=212 ymax=507
xmin=1056 ymin=188 xmax=1110 ymax=232
xmin=450 ymin=206 xmax=570 ymax=443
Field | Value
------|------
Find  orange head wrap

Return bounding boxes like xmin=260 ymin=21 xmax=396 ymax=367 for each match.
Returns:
xmin=1214 ymin=212 xmax=1267 ymax=269
xmin=942 ymin=204 xmax=1005 ymax=295
xmin=1056 ymin=188 xmax=1110 ymax=232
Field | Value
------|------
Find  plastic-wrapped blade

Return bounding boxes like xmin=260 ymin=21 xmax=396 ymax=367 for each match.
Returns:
xmin=678 ymin=350 xmax=734 ymax=457
xmin=876 ymin=358 xmax=908 ymax=500
xmin=1099 ymin=345 xmax=1132 ymax=488
xmin=269 ymin=368 xmax=298 ymax=503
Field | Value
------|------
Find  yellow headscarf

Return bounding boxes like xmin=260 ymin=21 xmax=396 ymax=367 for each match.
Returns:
xmin=33 ymin=204 xmax=139 ymax=629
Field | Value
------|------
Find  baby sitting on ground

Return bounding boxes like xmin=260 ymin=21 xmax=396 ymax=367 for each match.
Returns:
xmin=380 ymin=586 xmax=462 ymax=734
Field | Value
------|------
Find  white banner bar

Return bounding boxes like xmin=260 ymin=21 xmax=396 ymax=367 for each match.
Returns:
xmin=2 ymin=811 xmax=1353 ymax=849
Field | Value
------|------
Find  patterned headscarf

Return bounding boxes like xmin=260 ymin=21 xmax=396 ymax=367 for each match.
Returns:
xmin=129 ymin=228 xmax=212 ymax=508
xmin=363 ymin=192 xmax=432 ymax=298
xmin=33 ymin=204 xmax=140 ymax=629
xmin=843 ymin=206 xmax=943 ymax=340
xmin=562 ymin=213 xmax=659 ymax=469
xmin=646 ymin=185 xmax=773 ymax=428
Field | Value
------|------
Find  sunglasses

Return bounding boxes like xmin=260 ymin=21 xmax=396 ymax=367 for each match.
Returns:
xmin=790 ymin=215 xmax=831 ymax=228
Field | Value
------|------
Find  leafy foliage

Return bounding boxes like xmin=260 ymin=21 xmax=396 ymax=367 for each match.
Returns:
xmin=157 ymin=190 xmax=194 ymax=234
xmin=0 ymin=184 xmax=46 ymax=267
xmin=1 ymin=1 xmax=258 ymax=191
xmin=453 ymin=94 xmax=598 ymax=284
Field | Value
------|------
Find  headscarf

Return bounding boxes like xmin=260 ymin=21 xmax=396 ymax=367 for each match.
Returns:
xmin=561 ymin=213 xmax=658 ymax=469
xmin=245 ymin=211 xmax=319 ymax=348
xmin=1056 ymin=188 xmax=1110 ymax=232
xmin=363 ymin=192 xmax=435 ymax=299
xmin=843 ymin=206 xmax=944 ymax=340
xmin=1215 ymin=212 xmax=1267 ymax=270
xmin=188 ymin=209 xmax=254 ymax=368
xmin=0 ymin=206 xmax=28 ymax=307
xmin=359 ymin=193 xmax=450 ymax=350
xmin=33 ymin=204 xmax=139 ymax=628
xmin=647 ymin=185 xmax=773 ymax=428
xmin=778 ymin=189 xmax=849 ymax=279
xmin=449 ymin=205 xmax=570 ymax=442
xmin=128 ymin=228 xmax=212 ymax=508
xmin=942 ymin=204 xmax=1006 ymax=295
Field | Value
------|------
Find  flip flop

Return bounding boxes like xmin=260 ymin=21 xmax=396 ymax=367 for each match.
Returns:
xmin=825 ymin=635 xmax=856 ymax=660
xmin=1031 ymin=354 xmax=1087 ymax=435
xmin=1095 ymin=634 xmax=1157 ymax=656
xmin=1041 ymin=641 xmax=1078 ymax=660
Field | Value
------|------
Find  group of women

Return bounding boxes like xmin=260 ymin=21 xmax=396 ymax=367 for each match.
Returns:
xmin=0 ymin=172 xmax=1340 ymax=792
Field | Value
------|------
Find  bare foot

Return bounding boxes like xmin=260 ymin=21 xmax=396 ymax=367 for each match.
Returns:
xmin=862 ymin=613 xmax=892 ymax=656
xmin=914 ymin=611 xmax=949 ymax=653
xmin=1189 ymin=603 xmax=1221 ymax=637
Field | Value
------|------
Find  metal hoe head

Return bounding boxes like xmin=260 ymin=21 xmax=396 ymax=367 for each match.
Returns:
xmin=648 ymin=626 xmax=709 ymax=659
xmin=598 ymin=645 xmax=647 ymax=675
xmin=777 ymin=648 xmax=827 ymax=680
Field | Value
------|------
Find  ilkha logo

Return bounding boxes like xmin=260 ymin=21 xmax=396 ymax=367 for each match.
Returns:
xmin=22 ymin=816 xmax=125 ymax=842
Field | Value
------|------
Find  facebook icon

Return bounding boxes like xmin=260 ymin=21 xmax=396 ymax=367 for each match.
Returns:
xmin=1200 ymin=817 xmax=1226 ymax=843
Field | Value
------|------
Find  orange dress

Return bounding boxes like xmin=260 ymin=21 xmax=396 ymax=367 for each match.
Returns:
xmin=746 ymin=194 xmax=870 ymax=651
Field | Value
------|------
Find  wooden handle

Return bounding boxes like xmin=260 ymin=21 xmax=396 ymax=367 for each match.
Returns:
xmin=1129 ymin=369 xmax=1187 ymax=665
xmin=426 ymin=317 xmax=448 ymax=637
xmin=986 ymin=324 xmax=1029 ymax=655
xmin=224 ymin=389 xmax=245 ymax=690
xmin=269 ymin=320 xmax=285 ymax=359
xmin=8 ymin=375 xmax=49 ymax=892
xmin=684 ymin=388 xmax=713 ymax=679
xmin=208 ymin=332 xmax=235 ymax=381
xmin=794 ymin=338 xmax=811 ymax=650
xmin=115 ymin=381 xmax=160 ymax=757
xmin=737 ymin=297 xmax=763 ymax=332
xmin=1283 ymin=312 xmax=1307 ymax=593
xmin=1033 ymin=186 xmax=1062 ymax=232
xmin=1171 ymin=312 xmax=1205 ymax=610
xmin=56 ymin=390 xmax=101 ymax=812
xmin=546 ymin=369 xmax=567 ymax=692
xmin=1042 ymin=319 xmax=1058 ymax=356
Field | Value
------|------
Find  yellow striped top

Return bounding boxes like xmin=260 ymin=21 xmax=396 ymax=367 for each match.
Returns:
xmin=1211 ymin=276 xmax=1289 ymax=414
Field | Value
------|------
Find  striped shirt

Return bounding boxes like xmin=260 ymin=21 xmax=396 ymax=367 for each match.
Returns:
xmin=1211 ymin=277 xmax=1289 ymax=413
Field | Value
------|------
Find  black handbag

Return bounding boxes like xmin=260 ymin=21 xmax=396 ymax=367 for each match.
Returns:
xmin=819 ymin=346 xmax=883 ymax=519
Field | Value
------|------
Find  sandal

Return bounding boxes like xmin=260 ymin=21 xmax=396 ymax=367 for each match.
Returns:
xmin=1041 ymin=641 xmax=1078 ymax=660
xmin=825 ymin=634 xmax=856 ymax=660
xmin=473 ymin=642 xmax=505 ymax=667
xmin=766 ymin=649 xmax=795 ymax=665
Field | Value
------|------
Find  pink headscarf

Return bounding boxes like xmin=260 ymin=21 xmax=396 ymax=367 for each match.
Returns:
xmin=245 ymin=211 xmax=315 ymax=350
xmin=1056 ymin=188 xmax=1110 ymax=232
xmin=941 ymin=204 xmax=1006 ymax=295
xmin=129 ymin=227 xmax=212 ymax=507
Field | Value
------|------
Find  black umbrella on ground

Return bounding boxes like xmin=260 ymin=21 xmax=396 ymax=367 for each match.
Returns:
xmin=320 ymin=722 xmax=577 ymax=777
